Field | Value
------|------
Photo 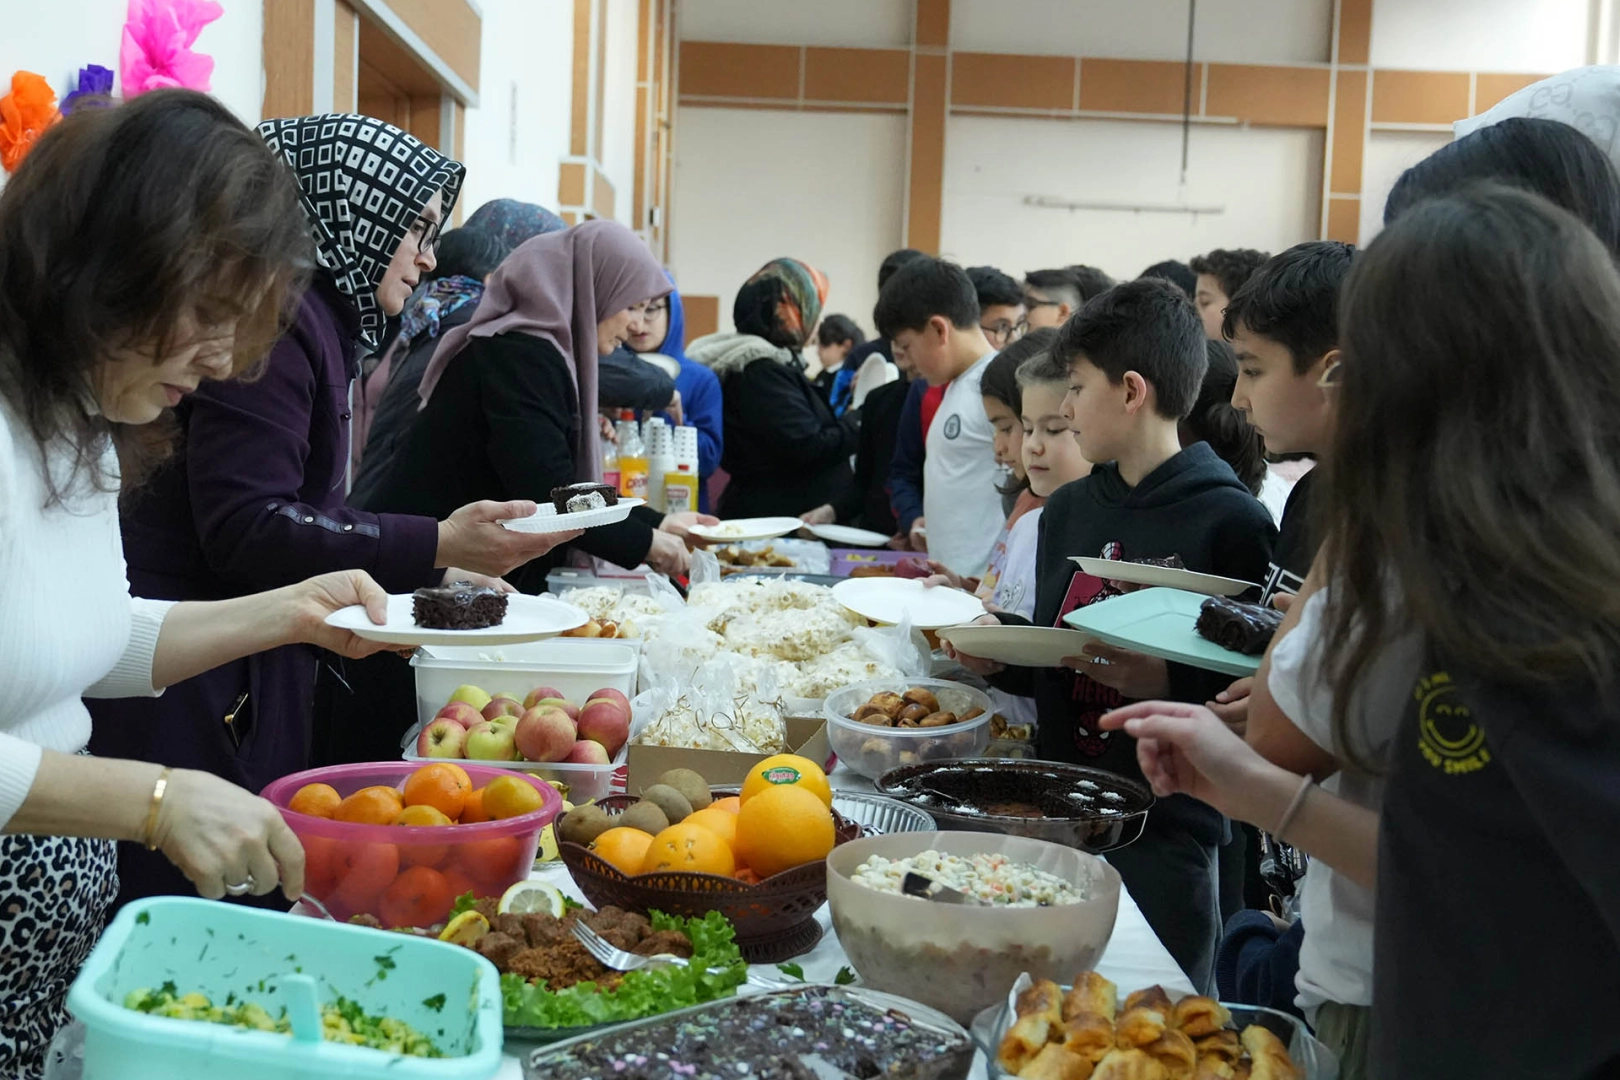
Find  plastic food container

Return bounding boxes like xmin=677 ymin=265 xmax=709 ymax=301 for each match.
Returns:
xmin=824 ymin=830 xmax=1121 ymax=1023
xmin=68 ymin=896 xmax=503 ymax=1080
xmin=823 ymin=677 xmax=993 ymax=779
xmin=262 ymin=762 xmax=562 ymax=926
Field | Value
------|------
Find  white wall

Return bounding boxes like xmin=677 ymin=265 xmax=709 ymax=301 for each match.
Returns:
xmin=677 ymin=0 xmax=912 ymax=48
xmin=669 ymin=106 xmax=907 ymax=335
xmin=1369 ymin=0 xmax=1589 ymax=72
xmin=1357 ymin=129 xmax=1452 ymax=242
xmin=941 ymin=115 xmax=1323 ymax=280
xmin=598 ymin=0 xmax=640 ymax=226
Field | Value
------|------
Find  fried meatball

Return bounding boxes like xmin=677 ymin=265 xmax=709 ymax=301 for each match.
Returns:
xmin=493 ymin=913 xmax=527 ymax=940
xmin=522 ymin=913 xmax=573 ymax=950
xmin=472 ymin=898 xmax=501 ymax=923
xmin=475 ymin=931 xmax=525 ymax=972
xmin=506 ymin=941 xmax=610 ymax=990
xmin=616 ymin=911 xmax=652 ymax=942
xmin=631 ymin=930 xmax=694 ymax=959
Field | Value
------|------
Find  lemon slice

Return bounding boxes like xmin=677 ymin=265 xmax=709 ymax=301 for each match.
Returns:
xmin=439 ymin=910 xmax=490 ymax=947
xmin=498 ymin=880 xmax=566 ymax=917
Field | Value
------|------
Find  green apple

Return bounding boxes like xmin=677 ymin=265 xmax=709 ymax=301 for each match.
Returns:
xmin=447 ymin=684 xmax=492 ymax=711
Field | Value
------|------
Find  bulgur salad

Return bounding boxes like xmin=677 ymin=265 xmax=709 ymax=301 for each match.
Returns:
xmin=851 ymin=850 xmax=1088 ymax=907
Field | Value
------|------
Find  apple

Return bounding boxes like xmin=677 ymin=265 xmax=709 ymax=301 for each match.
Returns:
xmin=489 ymin=714 xmax=521 ymax=733
xmin=482 ymin=696 xmax=523 ymax=722
xmin=434 ymin=701 xmax=483 ymax=729
xmin=464 ymin=720 xmax=519 ymax=761
xmin=514 ymin=706 xmax=578 ymax=763
xmin=577 ymin=698 xmax=630 ymax=757
xmin=536 ymin=697 xmax=581 ymax=722
xmin=564 ymin=739 xmax=612 ymax=766
xmin=523 ymin=686 xmax=566 ymax=710
xmin=586 ymin=687 xmax=630 ymax=713
xmin=417 ymin=717 xmax=467 ymax=759
xmin=448 ymin=684 xmax=492 ymax=711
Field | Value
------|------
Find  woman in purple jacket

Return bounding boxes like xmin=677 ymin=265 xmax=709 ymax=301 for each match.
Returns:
xmin=88 ymin=115 xmax=576 ymax=910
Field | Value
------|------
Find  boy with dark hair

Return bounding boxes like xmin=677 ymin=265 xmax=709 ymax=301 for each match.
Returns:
xmin=1138 ymin=258 xmax=1197 ymax=297
xmin=1065 ymin=264 xmax=1116 ymax=303
xmin=1191 ymin=248 xmax=1272 ymax=339
xmin=966 ymin=265 xmax=1027 ymax=350
xmin=875 ymin=257 xmax=1003 ymax=577
xmin=1022 ymin=267 xmax=1084 ymax=330
xmin=950 ymin=277 xmax=1276 ymax=991
xmin=827 ymin=249 xmax=927 ymax=416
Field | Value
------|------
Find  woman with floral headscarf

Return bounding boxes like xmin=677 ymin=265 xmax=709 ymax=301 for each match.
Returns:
xmin=688 ymin=258 xmax=857 ymax=518
xmin=88 ymin=116 xmax=577 ymax=910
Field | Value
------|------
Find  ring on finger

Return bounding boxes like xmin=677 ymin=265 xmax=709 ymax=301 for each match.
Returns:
xmin=225 ymin=877 xmax=255 ymax=897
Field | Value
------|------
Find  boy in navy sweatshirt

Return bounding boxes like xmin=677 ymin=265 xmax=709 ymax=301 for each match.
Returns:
xmin=952 ymin=278 xmax=1276 ymax=991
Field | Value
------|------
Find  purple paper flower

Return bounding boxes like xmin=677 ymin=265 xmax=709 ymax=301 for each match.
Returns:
xmin=60 ymin=64 xmax=115 ymax=114
xmin=120 ymin=0 xmax=224 ymax=98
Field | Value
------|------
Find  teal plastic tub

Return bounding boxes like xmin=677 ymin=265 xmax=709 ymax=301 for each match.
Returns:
xmin=68 ymin=897 xmax=503 ymax=1080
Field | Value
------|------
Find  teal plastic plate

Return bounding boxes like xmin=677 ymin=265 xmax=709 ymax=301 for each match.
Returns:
xmin=1060 ymin=587 xmax=1261 ymax=677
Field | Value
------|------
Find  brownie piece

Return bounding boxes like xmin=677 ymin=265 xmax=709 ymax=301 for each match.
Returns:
xmin=412 ymin=581 xmax=507 ymax=630
xmin=551 ymin=482 xmax=619 ymax=514
xmin=1195 ymin=596 xmax=1283 ymax=655
xmin=1130 ymin=554 xmax=1186 ymax=569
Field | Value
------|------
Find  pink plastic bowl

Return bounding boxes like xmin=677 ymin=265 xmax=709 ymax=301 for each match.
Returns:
xmin=262 ymin=761 xmax=563 ymax=928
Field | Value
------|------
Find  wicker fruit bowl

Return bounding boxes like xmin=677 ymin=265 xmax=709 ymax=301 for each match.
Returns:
xmin=559 ymin=793 xmax=862 ymax=963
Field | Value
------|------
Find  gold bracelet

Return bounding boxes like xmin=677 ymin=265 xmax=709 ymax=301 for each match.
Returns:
xmin=142 ymin=768 xmax=171 ymax=851
xmin=1274 ymin=774 xmax=1314 ymax=846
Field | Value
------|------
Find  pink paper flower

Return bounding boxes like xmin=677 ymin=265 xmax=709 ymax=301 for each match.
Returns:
xmin=120 ymin=0 xmax=224 ymax=98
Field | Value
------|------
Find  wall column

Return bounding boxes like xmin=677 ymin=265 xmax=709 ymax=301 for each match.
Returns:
xmin=1322 ymin=0 xmax=1372 ymax=241
xmin=906 ymin=0 xmax=950 ymax=254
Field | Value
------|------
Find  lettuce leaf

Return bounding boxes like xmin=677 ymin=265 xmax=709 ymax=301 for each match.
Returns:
xmin=500 ymin=910 xmax=747 ymax=1030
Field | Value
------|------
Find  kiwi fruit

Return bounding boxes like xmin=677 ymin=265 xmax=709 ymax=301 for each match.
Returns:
xmin=639 ymin=783 xmax=694 ymax=824
xmin=557 ymin=805 xmax=612 ymax=846
xmin=618 ymin=800 xmax=670 ymax=836
xmin=655 ymin=768 xmax=713 ymax=811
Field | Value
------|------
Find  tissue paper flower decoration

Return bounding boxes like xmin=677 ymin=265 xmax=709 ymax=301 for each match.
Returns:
xmin=0 ymin=71 xmax=61 ymax=174
xmin=120 ymin=0 xmax=224 ymax=98
xmin=61 ymin=64 xmax=116 ymax=114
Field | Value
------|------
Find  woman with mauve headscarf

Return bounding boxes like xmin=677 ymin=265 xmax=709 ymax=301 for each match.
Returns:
xmin=359 ymin=219 xmax=711 ymax=595
xmin=688 ymin=258 xmax=857 ymax=519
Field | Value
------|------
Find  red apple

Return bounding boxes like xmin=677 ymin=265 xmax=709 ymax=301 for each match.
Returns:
xmin=434 ymin=701 xmax=483 ymax=729
xmin=577 ymin=698 xmax=630 ymax=757
xmin=482 ymin=696 xmax=523 ymax=722
xmin=417 ymin=717 xmax=467 ymax=759
xmin=564 ymin=739 xmax=612 ymax=766
xmin=514 ymin=706 xmax=577 ymax=763
xmin=536 ymin=697 xmax=581 ymax=722
xmin=586 ymin=687 xmax=630 ymax=713
xmin=464 ymin=720 xmax=519 ymax=761
xmin=523 ymin=686 xmax=566 ymax=710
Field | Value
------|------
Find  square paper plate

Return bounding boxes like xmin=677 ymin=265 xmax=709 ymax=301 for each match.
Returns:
xmin=1060 ymin=587 xmax=1260 ymax=677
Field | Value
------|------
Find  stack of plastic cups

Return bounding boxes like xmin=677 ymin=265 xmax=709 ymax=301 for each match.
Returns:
xmin=644 ymin=418 xmax=672 ymax=513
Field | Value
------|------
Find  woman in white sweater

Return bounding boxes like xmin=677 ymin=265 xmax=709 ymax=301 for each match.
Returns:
xmin=0 ymin=91 xmax=405 ymax=1077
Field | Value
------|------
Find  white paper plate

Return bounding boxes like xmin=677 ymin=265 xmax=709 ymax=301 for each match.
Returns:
xmin=689 ymin=516 xmax=806 ymax=543
xmin=325 ymin=593 xmax=589 ymax=646
xmin=935 ymin=624 xmax=1093 ymax=667
xmin=1069 ymin=556 xmax=1257 ymax=598
xmin=502 ymin=498 xmax=644 ymax=534
xmin=832 ymin=577 xmax=986 ymax=630
xmin=807 ymin=522 xmax=890 ymax=548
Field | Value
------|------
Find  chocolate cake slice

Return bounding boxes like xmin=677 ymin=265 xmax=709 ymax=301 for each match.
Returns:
xmin=1195 ymin=596 xmax=1283 ymax=655
xmin=1130 ymin=554 xmax=1187 ymax=569
xmin=412 ymin=581 xmax=508 ymax=630
xmin=550 ymin=482 xmax=619 ymax=515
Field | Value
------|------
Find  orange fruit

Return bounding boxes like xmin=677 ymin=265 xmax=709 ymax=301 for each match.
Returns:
xmin=393 ymin=805 xmax=453 ymax=868
xmin=733 ymin=867 xmax=762 ymax=886
xmin=591 ymin=827 xmax=654 ymax=876
xmin=378 ymin=865 xmax=455 ymax=928
xmin=300 ymin=834 xmax=340 ymax=897
xmin=482 ymin=775 xmax=545 ymax=820
xmin=454 ymin=836 xmax=525 ymax=888
xmin=710 ymin=796 xmax=741 ymax=815
xmin=734 ymin=784 xmax=836 ymax=879
xmin=403 ymin=764 xmax=470 ymax=820
xmin=334 ymin=785 xmax=405 ymax=826
xmin=394 ymin=805 xmax=454 ymax=827
xmin=640 ymin=823 xmax=736 ymax=876
xmin=331 ymin=841 xmax=400 ymax=916
xmin=442 ymin=865 xmax=480 ymax=901
xmin=739 ymin=754 xmax=832 ymax=808
xmin=460 ymin=788 xmax=491 ymax=824
xmin=288 ymin=782 xmax=342 ymax=819
xmin=684 ymin=807 xmax=739 ymax=852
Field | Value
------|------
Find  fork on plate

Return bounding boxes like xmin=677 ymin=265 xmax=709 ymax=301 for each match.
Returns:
xmin=570 ymin=920 xmax=790 ymax=990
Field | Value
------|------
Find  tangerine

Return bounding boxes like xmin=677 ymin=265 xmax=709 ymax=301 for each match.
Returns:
xmin=460 ymin=787 xmax=491 ymax=823
xmin=591 ymin=827 xmax=654 ymax=876
xmin=394 ymin=805 xmax=454 ymax=827
xmin=710 ymin=796 xmax=742 ymax=815
xmin=739 ymin=754 xmax=832 ymax=808
xmin=403 ymin=764 xmax=470 ymax=820
xmin=482 ymin=774 xmax=545 ymax=820
xmin=393 ymin=805 xmax=453 ymax=868
xmin=733 ymin=867 xmax=762 ymax=886
xmin=378 ymin=865 xmax=455 ymax=928
xmin=288 ymin=782 xmax=342 ymax=819
xmin=734 ymin=784 xmax=835 ymax=879
xmin=442 ymin=865 xmax=480 ymax=902
xmin=331 ymin=841 xmax=400 ymax=916
xmin=300 ymin=834 xmax=340 ymax=897
xmin=454 ymin=835 xmax=525 ymax=887
xmin=334 ymin=785 xmax=405 ymax=826
xmin=640 ymin=823 xmax=736 ymax=876
xmin=684 ymin=807 xmax=739 ymax=852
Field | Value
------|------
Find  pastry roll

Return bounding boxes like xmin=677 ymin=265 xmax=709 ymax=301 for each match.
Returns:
xmin=1000 ymin=1013 xmax=1058 ymax=1074
xmin=1060 ymin=1012 xmax=1117 ymax=1063
xmin=1063 ymin=971 xmax=1119 ymax=1023
xmin=1124 ymin=986 xmax=1176 ymax=1017
xmin=1170 ymin=996 xmax=1231 ymax=1038
xmin=1193 ymin=1030 xmax=1241 ymax=1065
xmin=1018 ymin=979 xmax=1067 ymax=1025
xmin=1190 ymin=1060 xmax=1236 ymax=1080
xmin=1114 ymin=1007 xmax=1168 ymax=1049
xmin=1019 ymin=1042 xmax=1097 ymax=1080
xmin=1239 ymin=1026 xmax=1301 ymax=1080
xmin=1090 ymin=1048 xmax=1170 ymax=1080
xmin=1141 ymin=1030 xmax=1197 ymax=1080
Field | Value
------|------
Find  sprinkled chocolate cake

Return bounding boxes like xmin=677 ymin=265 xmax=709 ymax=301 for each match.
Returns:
xmin=412 ymin=581 xmax=507 ymax=630
xmin=1195 ymin=596 xmax=1283 ymax=655
xmin=551 ymin=482 xmax=619 ymax=515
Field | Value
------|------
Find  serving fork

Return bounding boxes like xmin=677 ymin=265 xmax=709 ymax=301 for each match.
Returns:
xmin=570 ymin=920 xmax=791 ymax=990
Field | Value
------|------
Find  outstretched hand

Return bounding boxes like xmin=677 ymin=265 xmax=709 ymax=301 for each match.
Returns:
xmin=438 ymin=500 xmax=584 ymax=577
xmin=1099 ymin=700 xmax=1268 ymax=816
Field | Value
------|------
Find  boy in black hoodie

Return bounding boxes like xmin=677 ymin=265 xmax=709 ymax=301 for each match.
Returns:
xmin=952 ymin=278 xmax=1276 ymax=991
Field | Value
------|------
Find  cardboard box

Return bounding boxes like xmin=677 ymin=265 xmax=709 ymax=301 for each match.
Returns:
xmin=626 ymin=716 xmax=831 ymax=794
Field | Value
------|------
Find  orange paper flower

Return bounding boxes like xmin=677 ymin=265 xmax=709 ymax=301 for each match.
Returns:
xmin=0 ymin=71 xmax=61 ymax=174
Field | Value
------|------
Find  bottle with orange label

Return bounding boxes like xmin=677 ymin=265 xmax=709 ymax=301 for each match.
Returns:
xmin=616 ymin=409 xmax=649 ymax=501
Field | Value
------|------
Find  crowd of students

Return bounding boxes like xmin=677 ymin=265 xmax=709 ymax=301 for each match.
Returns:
xmin=1 ymin=65 xmax=1619 ymax=1079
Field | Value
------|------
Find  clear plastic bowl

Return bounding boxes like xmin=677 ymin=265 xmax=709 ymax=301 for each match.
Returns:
xmin=823 ymin=677 xmax=993 ymax=780
xmin=824 ymin=830 xmax=1121 ymax=1024
xmin=261 ymin=762 xmax=563 ymax=928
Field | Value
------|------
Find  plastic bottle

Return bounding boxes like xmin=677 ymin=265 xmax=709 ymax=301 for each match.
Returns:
xmin=600 ymin=430 xmax=620 ymax=494
xmin=663 ymin=425 xmax=701 ymax=515
xmin=616 ymin=409 xmax=649 ymax=501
